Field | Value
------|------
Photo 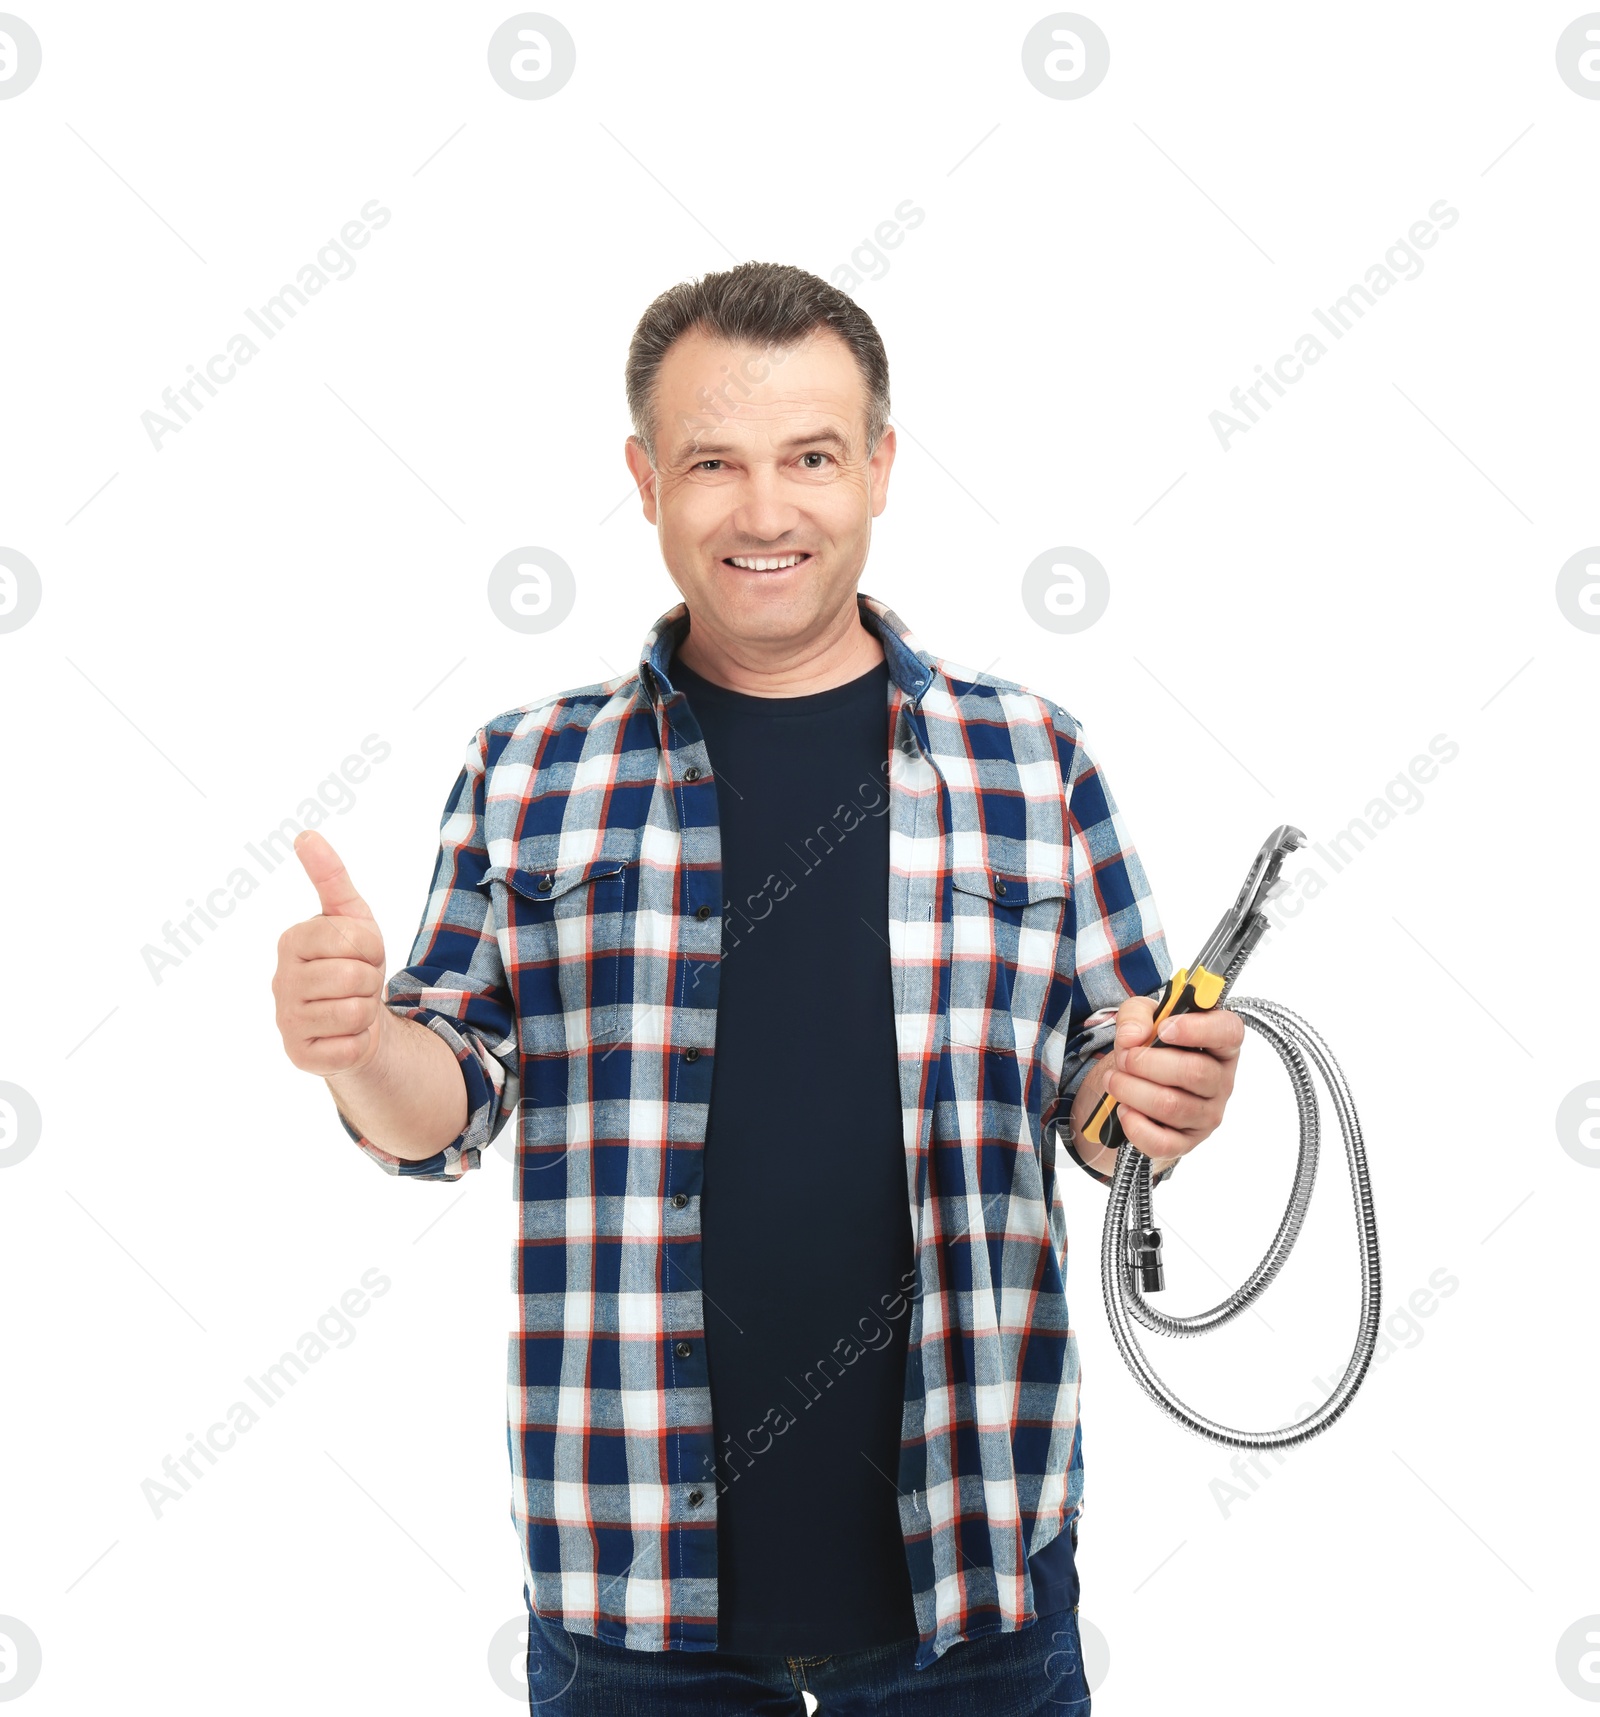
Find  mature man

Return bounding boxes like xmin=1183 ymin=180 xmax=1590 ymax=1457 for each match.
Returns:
xmin=272 ymin=262 xmax=1245 ymax=1715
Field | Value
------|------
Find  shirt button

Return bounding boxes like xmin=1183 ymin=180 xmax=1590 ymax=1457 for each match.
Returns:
xmin=695 ymin=904 xmax=711 ymax=921
xmin=674 ymin=1340 xmax=693 ymax=1358
xmin=535 ymin=875 xmax=553 ymax=894
xmin=670 ymin=1192 xmax=689 ymax=1209
xmin=684 ymin=765 xmax=703 ymax=783
xmin=683 ymin=1047 xmax=700 ymax=1062
xmin=994 ymin=877 xmax=1008 ymax=896
xmin=687 ymin=1488 xmax=705 ymax=1508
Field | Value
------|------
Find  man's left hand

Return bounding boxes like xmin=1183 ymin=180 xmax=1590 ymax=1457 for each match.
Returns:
xmin=1101 ymin=993 xmax=1247 ymax=1171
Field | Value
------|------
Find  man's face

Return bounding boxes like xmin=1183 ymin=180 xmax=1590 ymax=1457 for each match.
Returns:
xmin=624 ymin=326 xmax=896 ymax=650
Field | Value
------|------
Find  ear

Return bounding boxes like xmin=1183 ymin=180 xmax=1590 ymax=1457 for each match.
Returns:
xmin=624 ymin=436 xmax=659 ymax=525
xmin=867 ymin=423 xmax=897 ymax=519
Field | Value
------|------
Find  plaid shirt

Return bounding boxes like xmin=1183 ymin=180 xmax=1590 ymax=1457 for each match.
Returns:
xmin=340 ymin=592 xmax=1171 ymax=1669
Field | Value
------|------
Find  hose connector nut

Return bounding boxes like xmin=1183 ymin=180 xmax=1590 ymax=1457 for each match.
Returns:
xmin=1127 ymin=1225 xmax=1165 ymax=1293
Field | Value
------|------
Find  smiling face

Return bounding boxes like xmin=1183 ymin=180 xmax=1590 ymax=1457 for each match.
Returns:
xmin=624 ymin=325 xmax=897 ymax=684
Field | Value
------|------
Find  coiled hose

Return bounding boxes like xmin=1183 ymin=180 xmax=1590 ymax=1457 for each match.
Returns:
xmin=1100 ymin=990 xmax=1382 ymax=1449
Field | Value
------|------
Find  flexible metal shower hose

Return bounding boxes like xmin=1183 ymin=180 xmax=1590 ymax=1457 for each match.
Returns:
xmin=1100 ymin=992 xmax=1382 ymax=1449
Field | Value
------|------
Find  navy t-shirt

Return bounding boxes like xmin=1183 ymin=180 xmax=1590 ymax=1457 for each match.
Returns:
xmin=672 ymin=646 xmax=1078 ymax=1657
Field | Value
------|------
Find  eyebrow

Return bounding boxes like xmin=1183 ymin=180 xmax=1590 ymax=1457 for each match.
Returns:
xmin=669 ymin=426 xmax=853 ymax=463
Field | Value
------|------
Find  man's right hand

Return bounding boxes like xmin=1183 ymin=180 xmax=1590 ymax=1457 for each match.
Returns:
xmin=273 ymin=831 xmax=390 ymax=1078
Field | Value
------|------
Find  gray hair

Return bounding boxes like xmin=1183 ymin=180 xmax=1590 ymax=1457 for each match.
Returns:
xmin=624 ymin=261 xmax=890 ymax=463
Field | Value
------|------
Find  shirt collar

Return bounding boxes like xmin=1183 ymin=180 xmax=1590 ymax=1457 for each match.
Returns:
xmin=637 ymin=590 xmax=937 ymax=710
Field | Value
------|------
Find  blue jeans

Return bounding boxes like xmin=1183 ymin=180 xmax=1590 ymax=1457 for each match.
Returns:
xmin=525 ymin=1604 xmax=1091 ymax=1715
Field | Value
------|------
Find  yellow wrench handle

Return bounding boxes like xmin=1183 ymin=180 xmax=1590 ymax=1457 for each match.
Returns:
xmin=1079 ymin=965 xmax=1228 ymax=1150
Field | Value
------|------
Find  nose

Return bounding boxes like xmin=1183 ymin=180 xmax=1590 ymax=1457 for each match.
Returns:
xmin=726 ymin=465 xmax=803 ymax=546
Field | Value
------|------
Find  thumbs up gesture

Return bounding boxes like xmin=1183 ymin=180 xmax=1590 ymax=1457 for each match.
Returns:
xmin=272 ymin=831 xmax=390 ymax=1076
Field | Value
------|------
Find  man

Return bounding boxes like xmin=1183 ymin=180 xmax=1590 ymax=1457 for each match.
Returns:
xmin=272 ymin=262 xmax=1245 ymax=1715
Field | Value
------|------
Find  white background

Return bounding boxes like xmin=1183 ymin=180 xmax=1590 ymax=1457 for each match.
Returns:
xmin=2 ymin=2 xmax=1597 ymax=1712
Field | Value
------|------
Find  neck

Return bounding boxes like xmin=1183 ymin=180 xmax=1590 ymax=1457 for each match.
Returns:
xmin=673 ymin=598 xmax=884 ymax=696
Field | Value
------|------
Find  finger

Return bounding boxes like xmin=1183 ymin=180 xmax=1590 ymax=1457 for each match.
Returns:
xmin=1106 ymin=1066 xmax=1211 ymax=1133
xmin=1153 ymin=1006 xmax=1246 ymax=1059
xmin=290 ymin=1023 xmax=382 ymax=1076
xmin=294 ymin=958 xmax=386 ymax=1002
xmin=294 ymin=830 xmax=375 ymax=922
xmin=1114 ymin=1043 xmax=1225 ymax=1098
xmin=1112 ymin=995 xmax=1158 ymax=1053
xmin=296 ymin=995 xmax=380 ymax=1039
xmin=284 ymin=915 xmax=385 ymax=966
xmin=1117 ymin=1102 xmax=1196 ymax=1160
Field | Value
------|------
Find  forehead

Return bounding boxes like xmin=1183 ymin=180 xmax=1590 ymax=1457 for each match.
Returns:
xmin=653 ymin=326 xmax=868 ymax=457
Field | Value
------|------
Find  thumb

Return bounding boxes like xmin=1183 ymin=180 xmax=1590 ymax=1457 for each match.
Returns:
xmin=294 ymin=830 xmax=375 ymax=922
xmin=1113 ymin=994 xmax=1157 ymax=1053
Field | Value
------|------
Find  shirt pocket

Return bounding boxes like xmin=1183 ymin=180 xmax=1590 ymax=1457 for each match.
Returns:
xmin=477 ymin=856 xmax=639 ymax=1057
xmin=948 ymin=867 xmax=1069 ymax=1059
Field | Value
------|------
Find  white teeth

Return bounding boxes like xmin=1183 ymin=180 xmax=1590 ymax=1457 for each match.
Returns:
xmin=728 ymin=554 xmax=805 ymax=570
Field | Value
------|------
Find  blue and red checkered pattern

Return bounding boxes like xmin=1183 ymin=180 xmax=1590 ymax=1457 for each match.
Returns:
xmin=339 ymin=592 xmax=1171 ymax=1669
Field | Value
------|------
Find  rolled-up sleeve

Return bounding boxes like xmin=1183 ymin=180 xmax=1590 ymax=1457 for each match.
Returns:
xmin=1049 ymin=721 xmax=1176 ymax=1188
xmin=340 ymin=727 xmax=520 ymax=1181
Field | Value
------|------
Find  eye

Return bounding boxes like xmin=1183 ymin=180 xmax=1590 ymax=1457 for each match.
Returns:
xmin=799 ymin=451 xmax=832 ymax=469
xmin=695 ymin=459 xmax=724 ymax=471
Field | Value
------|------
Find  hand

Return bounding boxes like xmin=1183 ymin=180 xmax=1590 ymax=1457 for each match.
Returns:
xmin=272 ymin=831 xmax=390 ymax=1078
xmin=1102 ymin=993 xmax=1246 ymax=1168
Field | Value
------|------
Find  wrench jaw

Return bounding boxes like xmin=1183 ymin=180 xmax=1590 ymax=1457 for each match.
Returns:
xmin=1243 ymin=824 xmax=1308 ymax=919
xmin=1192 ymin=824 xmax=1307 ymax=988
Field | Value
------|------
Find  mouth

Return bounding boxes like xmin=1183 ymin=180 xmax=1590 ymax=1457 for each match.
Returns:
xmin=721 ymin=552 xmax=812 ymax=572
